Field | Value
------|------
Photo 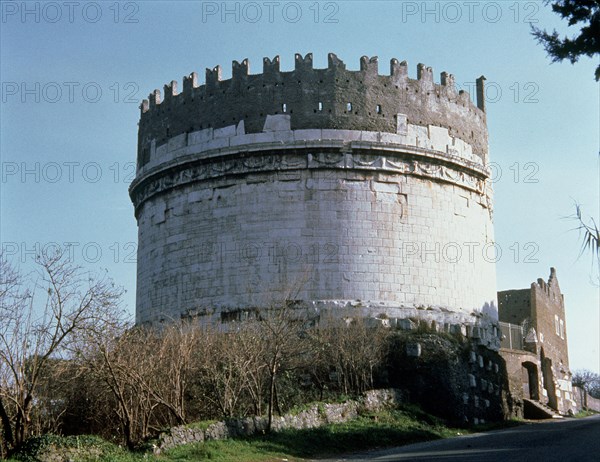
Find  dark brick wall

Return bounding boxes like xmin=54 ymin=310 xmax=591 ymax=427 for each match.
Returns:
xmin=531 ymin=270 xmax=569 ymax=369
xmin=498 ymin=289 xmax=531 ymax=325
xmin=137 ymin=53 xmax=488 ymax=166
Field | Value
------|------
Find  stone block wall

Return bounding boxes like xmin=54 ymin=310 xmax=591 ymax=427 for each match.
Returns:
xmin=134 ymin=161 xmax=496 ymax=326
xmin=130 ymin=52 xmax=497 ymax=335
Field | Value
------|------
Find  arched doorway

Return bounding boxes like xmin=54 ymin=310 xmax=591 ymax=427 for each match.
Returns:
xmin=522 ymin=361 xmax=539 ymax=400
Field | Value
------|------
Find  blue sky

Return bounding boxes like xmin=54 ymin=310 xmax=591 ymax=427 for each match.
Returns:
xmin=1 ymin=1 xmax=598 ymax=372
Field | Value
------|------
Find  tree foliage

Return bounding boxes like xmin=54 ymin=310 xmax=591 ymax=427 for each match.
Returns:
xmin=572 ymin=369 xmax=600 ymax=399
xmin=566 ymin=203 xmax=600 ymax=284
xmin=531 ymin=0 xmax=600 ymax=80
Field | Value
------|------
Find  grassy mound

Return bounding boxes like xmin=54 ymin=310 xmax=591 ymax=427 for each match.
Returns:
xmin=10 ymin=434 xmax=138 ymax=462
xmin=163 ymin=405 xmax=465 ymax=461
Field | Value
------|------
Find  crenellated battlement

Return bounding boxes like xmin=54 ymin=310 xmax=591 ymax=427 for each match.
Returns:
xmin=137 ymin=53 xmax=488 ymax=168
xmin=532 ymin=268 xmax=564 ymax=306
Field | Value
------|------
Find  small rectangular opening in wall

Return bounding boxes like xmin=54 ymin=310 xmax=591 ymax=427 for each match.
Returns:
xmin=376 ymin=104 xmax=382 ymax=114
xmin=318 ymin=102 xmax=323 ymax=111
xmin=559 ymin=319 xmax=564 ymax=339
xmin=282 ymin=103 xmax=287 ymax=113
xmin=346 ymin=102 xmax=352 ymax=112
xmin=221 ymin=311 xmax=238 ymax=323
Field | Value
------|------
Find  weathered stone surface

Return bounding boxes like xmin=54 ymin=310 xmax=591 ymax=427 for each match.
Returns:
xmin=130 ymin=144 xmax=498 ymax=330
xmin=387 ymin=332 xmax=506 ymax=425
xmin=406 ymin=342 xmax=422 ymax=357
xmin=130 ymin=53 xmax=498 ymax=347
xmin=204 ymin=421 xmax=228 ymax=441
xmin=137 ymin=53 xmax=488 ymax=165
xmin=157 ymin=388 xmax=404 ymax=451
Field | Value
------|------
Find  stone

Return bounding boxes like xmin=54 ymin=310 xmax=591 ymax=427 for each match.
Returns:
xmin=468 ymin=374 xmax=477 ymax=387
xmin=204 ymin=422 xmax=229 ymax=441
xmin=406 ymin=342 xmax=422 ymax=357
xmin=158 ymin=389 xmax=405 ymax=451
xmin=131 ymin=52 xmax=497 ymax=343
xmin=263 ymin=114 xmax=291 ymax=132
xmin=398 ymin=319 xmax=416 ymax=330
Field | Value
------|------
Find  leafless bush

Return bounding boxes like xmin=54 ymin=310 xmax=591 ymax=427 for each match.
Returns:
xmin=0 ymin=251 xmax=124 ymax=455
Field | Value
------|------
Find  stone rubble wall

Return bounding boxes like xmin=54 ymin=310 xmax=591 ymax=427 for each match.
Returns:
xmin=573 ymin=386 xmax=600 ymax=413
xmin=157 ymin=388 xmax=404 ymax=451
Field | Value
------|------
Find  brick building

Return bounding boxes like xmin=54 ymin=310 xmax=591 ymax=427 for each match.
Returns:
xmin=498 ymin=268 xmax=576 ymax=417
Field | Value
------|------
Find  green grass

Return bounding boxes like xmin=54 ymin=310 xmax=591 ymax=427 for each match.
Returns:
xmin=10 ymin=406 xmax=524 ymax=462
xmin=574 ymin=409 xmax=598 ymax=418
xmin=158 ymin=406 xmax=469 ymax=461
xmin=184 ymin=419 xmax=219 ymax=431
xmin=240 ymin=411 xmax=453 ymax=457
xmin=9 ymin=434 xmax=144 ymax=462
xmin=163 ymin=439 xmax=295 ymax=462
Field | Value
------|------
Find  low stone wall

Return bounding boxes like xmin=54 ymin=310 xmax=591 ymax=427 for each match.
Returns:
xmin=157 ymin=388 xmax=404 ymax=451
xmin=573 ymin=386 xmax=600 ymax=413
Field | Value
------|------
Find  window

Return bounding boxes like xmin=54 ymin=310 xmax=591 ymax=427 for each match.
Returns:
xmin=376 ymin=104 xmax=382 ymax=114
xmin=555 ymin=315 xmax=560 ymax=335
xmin=282 ymin=103 xmax=287 ymax=113
xmin=559 ymin=319 xmax=565 ymax=339
xmin=346 ymin=102 xmax=352 ymax=112
xmin=318 ymin=102 xmax=323 ymax=111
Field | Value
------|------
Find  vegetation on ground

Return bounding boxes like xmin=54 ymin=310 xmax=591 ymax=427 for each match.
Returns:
xmin=1 ymin=253 xmax=392 ymax=457
xmin=573 ymin=409 xmax=598 ymax=418
xmin=9 ymin=406 xmax=515 ymax=462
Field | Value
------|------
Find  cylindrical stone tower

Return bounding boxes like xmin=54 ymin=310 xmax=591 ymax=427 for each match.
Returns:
xmin=130 ymin=53 xmax=498 ymax=339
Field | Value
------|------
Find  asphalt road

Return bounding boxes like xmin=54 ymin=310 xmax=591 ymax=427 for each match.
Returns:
xmin=317 ymin=415 xmax=600 ymax=462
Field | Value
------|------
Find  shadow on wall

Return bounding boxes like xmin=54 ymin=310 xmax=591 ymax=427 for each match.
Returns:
xmin=385 ymin=330 xmax=509 ymax=425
